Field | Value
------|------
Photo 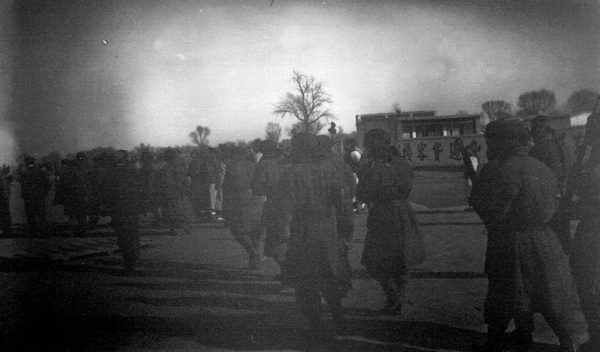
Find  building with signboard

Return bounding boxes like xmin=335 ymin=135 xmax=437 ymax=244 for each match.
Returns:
xmin=355 ymin=111 xmax=485 ymax=168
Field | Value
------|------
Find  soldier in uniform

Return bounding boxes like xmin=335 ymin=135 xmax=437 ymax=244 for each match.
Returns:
xmin=275 ymin=132 xmax=353 ymax=341
xmin=356 ymin=129 xmax=425 ymax=314
xmin=470 ymin=120 xmax=585 ymax=352
xmin=571 ymin=111 xmax=600 ymax=351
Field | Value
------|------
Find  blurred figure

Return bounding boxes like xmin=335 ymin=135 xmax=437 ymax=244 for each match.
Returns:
xmin=223 ymin=146 xmax=265 ymax=269
xmin=343 ymin=138 xmax=364 ymax=212
xmin=58 ymin=152 xmax=92 ymax=236
xmin=19 ymin=157 xmax=50 ymax=236
xmin=138 ymin=151 xmax=158 ymax=220
xmin=571 ymin=111 xmax=600 ymax=352
xmin=208 ymin=147 xmax=225 ymax=221
xmin=105 ymin=150 xmax=141 ymax=272
xmin=529 ymin=115 xmax=573 ymax=254
xmin=251 ymin=140 xmax=289 ymax=277
xmin=275 ymin=132 xmax=353 ymax=341
xmin=357 ymin=129 xmax=425 ymax=315
xmin=470 ymin=120 xmax=585 ymax=352
xmin=317 ymin=135 xmax=356 ymax=201
xmin=157 ymin=148 xmax=190 ymax=235
xmin=87 ymin=152 xmax=112 ymax=226
xmin=0 ymin=168 xmax=11 ymax=236
xmin=188 ymin=149 xmax=212 ymax=222
xmin=462 ymin=143 xmax=481 ymax=199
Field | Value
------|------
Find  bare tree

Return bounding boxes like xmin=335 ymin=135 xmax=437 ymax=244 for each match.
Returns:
xmin=265 ymin=122 xmax=282 ymax=143
xmin=481 ymin=100 xmax=513 ymax=121
xmin=189 ymin=125 xmax=211 ymax=147
xmin=516 ymin=89 xmax=556 ymax=116
xmin=567 ymin=89 xmax=599 ymax=114
xmin=273 ymin=71 xmax=335 ymax=133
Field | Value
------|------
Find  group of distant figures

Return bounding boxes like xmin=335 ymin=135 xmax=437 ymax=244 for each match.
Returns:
xmin=2 ymin=111 xmax=600 ymax=351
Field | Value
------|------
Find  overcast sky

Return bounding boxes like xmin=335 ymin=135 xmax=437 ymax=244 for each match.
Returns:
xmin=1 ymin=0 xmax=599 ymax=160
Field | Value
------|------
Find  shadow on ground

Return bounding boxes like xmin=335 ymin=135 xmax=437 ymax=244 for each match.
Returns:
xmin=1 ymin=259 xmax=565 ymax=352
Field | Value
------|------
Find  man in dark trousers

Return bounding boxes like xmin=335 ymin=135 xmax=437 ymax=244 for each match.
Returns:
xmin=105 ymin=150 xmax=141 ymax=272
xmin=20 ymin=157 xmax=50 ymax=236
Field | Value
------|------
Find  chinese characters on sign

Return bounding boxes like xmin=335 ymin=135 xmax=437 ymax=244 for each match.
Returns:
xmin=398 ymin=139 xmax=482 ymax=163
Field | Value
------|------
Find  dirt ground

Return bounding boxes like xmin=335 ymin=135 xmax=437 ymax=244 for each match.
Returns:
xmin=1 ymin=172 xmax=587 ymax=351
xmin=410 ymin=172 xmax=468 ymax=209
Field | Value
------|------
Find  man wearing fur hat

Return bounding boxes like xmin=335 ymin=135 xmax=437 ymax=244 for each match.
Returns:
xmin=470 ymin=120 xmax=585 ymax=352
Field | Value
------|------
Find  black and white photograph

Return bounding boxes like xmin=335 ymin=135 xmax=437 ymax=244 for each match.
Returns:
xmin=0 ymin=0 xmax=599 ymax=351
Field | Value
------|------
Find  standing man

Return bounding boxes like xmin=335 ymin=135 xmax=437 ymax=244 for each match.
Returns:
xmin=251 ymin=140 xmax=289 ymax=278
xmin=158 ymin=148 xmax=190 ymax=235
xmin=571 ymin=111 xmax=600 ymax=351
xmin=529 ymin=115 xmax=573 ymax=254
xmin=275 ymin=132 xmax=353 ymax=341
xmin=469 ymin=120 xmax=585 ymax=352
xmin=343 ymin=138 xmax=364 ymax=212
xmin=188 ymin=149 xmax=212 ymax=222
xmin=59 ymin=152 xmax=92 ymax=236
xmin=356 ymin=129 xmax=425 ymax=314
xmin=105 ymin=150 xmax=141 ymax=272
xmin=222 ymin=146 xmax=264 ymax=270
xmin=19 ymin=157 xmax=50 ymax=236
xmin=0 ymin=168 xmax=11 ymax=236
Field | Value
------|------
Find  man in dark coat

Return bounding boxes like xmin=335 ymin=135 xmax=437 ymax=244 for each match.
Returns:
xmin=470 ymin=120 xmax=586 ymax=352
xmin=529 ymin=115 xmax=573 ymax=254
xmin=571 ymin=111 xmax=600 ymax=351
xmin=58 ymin=152 xmax=92 ymax=236
xmin=19 ymin=157 xmax=50 ymax=236
xmin=251 ymin=140 xmax=289 ymax=275
xmin=188 ymin=149 xmax=212 ymax=222
xmin=105 ymin=150 xmax=141 ymax=272
xmin=223 ymin=146 xmax=264 ymax=270
xmin=157 ymin=148 xmax=190 ymax=235
xmin=0 ymin=171 xmax=11 ymax=236
xmin=275 ymin=132 xmax=353 ymax=341
xmin=356 ymin=129 xmax=425 ymax=314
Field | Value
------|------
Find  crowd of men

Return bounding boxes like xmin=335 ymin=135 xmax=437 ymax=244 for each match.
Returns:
xmin=2 ymin=111 xmax=600 ymax=351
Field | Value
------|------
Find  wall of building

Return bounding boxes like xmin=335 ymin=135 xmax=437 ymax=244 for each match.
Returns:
xmin=395 ymin=125 xmax=587 ymax=169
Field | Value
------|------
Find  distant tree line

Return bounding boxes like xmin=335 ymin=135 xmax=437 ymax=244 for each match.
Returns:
xmin=480 ymin=88 xmax=599 ymax=122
